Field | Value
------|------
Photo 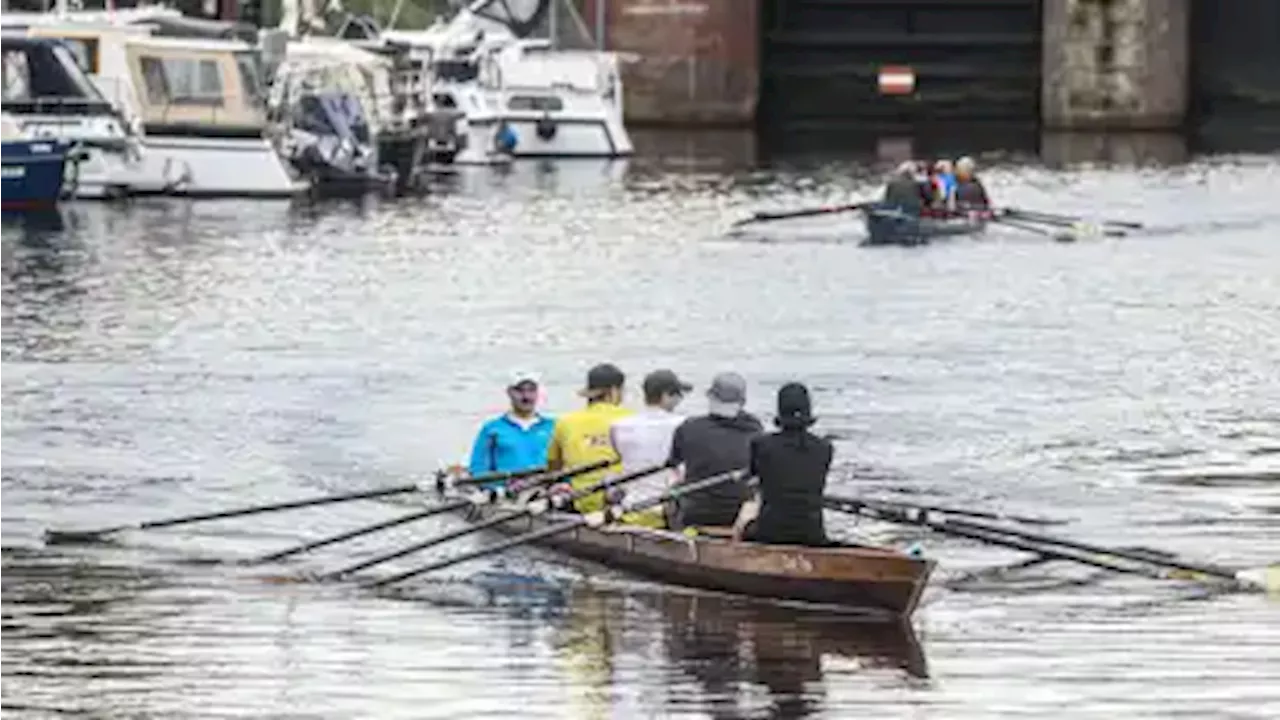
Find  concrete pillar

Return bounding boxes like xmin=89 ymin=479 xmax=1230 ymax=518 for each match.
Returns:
xmin=1042 ymin=0 xmax=1190 ymax=130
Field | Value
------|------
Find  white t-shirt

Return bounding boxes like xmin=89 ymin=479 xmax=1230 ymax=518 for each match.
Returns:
xmin=610 ymin=407 xmax=684 ymax=505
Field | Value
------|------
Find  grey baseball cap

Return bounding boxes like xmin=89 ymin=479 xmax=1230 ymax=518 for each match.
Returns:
xmin=706 ymin=372 xmax=747 ymax=404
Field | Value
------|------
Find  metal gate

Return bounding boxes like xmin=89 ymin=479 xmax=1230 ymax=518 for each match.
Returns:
xmin=758 ymin=0 xmax=1043 ymax=130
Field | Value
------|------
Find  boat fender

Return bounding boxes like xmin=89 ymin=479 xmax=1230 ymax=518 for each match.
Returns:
xmin=495 ymin=124 xmax=518 ymax=153
xmin=527 ymin=497 xmax=551 ymax=515
xmin=535 ymin=115 xmax=557 ymax=141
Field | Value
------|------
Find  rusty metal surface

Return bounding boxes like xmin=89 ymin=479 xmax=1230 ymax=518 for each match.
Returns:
xmin=585 ymin=0 xmax=759 ymax=127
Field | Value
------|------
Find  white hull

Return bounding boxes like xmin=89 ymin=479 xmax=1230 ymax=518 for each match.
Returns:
xmin=129 ymin=134 xmax=306 ymax=197
xmin=455 ymin=113 xmax=632 ymax=165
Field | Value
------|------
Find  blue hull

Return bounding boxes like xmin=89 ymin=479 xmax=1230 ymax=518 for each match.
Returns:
xmin=864 ymin=206 xmax=988 ymax=247
xmin=2 ymin=139 xmax=77 ymax=210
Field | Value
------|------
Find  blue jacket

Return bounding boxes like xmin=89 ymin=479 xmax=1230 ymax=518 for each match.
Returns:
xmin=467 ymin=413 xmax=556 ymax=482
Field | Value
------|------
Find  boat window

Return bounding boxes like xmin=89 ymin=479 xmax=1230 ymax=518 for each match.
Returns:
xmin=58 ymin=38 xmax=99 ymax=74
xmin=2 ymin=44 xmax=107 ymax=104
xmin=138 ymin=55 xmax=224 ymax=107
xmin=234 ymin=51 xmax=264 ymax=108
xmin=508 ymin=95 xmax=564 ymax=112
xmin=434 ymin=59 xmax=478 ymax=83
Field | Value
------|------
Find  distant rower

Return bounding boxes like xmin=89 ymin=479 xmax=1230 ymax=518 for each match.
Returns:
xmin=881 ymin=161 xmax=927 ymax=217
xmin=466 ymin=371 xmax=555 ymax=485
xmin=954 ymin=156 xmax=991 ymax=212
xmin=931 ymin=159 xmax=957 ymax=211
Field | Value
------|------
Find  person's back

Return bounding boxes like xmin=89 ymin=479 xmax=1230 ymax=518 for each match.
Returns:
xmin=609 ymin=369 xmax=691 ymax=528
xmin=746 ymin=383 xmax=832 ymax=547
xmin=881 ymin=162 xmax=925 ymax=216
xmin=547 ymin=363 xmax=633 ymax=513
xmin=953 ymin=156 xmax=991 ymax=211
xmin=668 ymin=372 xmax=763 ymax=528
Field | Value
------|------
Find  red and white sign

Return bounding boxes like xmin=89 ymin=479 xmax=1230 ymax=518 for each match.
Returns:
xmin=878 ymin=66 xmax=916 ymax=95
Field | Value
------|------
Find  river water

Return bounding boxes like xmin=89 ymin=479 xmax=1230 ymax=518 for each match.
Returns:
xmin=3 ymin=131 xmax=1279 ymax=719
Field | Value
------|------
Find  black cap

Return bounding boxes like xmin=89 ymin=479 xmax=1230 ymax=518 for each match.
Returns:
xmin=775 ymin=382 xmax=816 ymax=429
xmin=642 ymin=369 xmax=693 ymax=400
xmin=580 ymin=363 xmax=625 ymax=398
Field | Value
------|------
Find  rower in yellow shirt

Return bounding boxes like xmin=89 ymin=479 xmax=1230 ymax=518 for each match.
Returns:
xmin=546 ymin=363 xmax=633 ymax=514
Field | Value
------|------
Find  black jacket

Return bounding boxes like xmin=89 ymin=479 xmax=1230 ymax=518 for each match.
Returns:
xmin=748 ymin=429 xmax=833 ymax=546
xmin=668 ymin=412 xmax=763 ymax=527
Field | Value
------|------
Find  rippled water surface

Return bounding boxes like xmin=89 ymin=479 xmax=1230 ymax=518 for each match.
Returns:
xmin=4 ymin=133 xmax=1280 ymax=719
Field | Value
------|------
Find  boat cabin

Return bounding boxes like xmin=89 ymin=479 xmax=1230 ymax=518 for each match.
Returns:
xmin=21 ymin=24 xmax=269 ymax=139
xmin=1 ymin=35 xmax=115 ymax=117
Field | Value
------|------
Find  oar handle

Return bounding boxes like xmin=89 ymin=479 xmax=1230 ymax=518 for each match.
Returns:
xmin=734 ymin=202 xmax=867 ymax=226
xmin=438 ymin=465 xmax=551 ymax=493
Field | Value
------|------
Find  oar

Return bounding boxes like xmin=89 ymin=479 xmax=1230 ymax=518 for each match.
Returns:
xmin=828 ymin=493 xmax=1062 ymax=526
xmin=251 ymin=460 xmax=610 ymax=566
xmin=732 ymin=201 xmax=870 ymax=227
xmin=324 ymin=461 xmax=673 ymax=580
xmin=41 ymin=465 xmax=543 ymax=545
xmin=825 ymin=497 xmax=1278 ymax=592
xmin=1000 ymin=209 xmax=1132 ymax=237
xmin=993 ymin=215 xmax=1082 ymax=243
xmin=1006 ymin=207 xmax=1142 ymax=231
xmin=435 ymin=465 xmax=547 ymax=494
xmin=366 ymin=468 xmax=751 ymax=588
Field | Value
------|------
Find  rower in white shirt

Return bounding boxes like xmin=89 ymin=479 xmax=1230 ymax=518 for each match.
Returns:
xmin=608 ymin=369 xmax=691 ymax=528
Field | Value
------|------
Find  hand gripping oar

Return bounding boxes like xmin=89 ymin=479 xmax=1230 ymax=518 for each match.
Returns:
xmin=824 ymin=497 xmax=1279 ymax=593
xmin=324 ymin=460 xmax=674 ymax=581
xmin=366 ymin=468 xmax=751 ymax=589
xmin=42 ymin=466 xmax=554 ymax=545
xmin=732 ymin=202 xmax=869 ymax=227
xmin=827 ymin=493 xmax=1062 ymax=526
xmin=247 ymin=462 xmax=607 ymax=565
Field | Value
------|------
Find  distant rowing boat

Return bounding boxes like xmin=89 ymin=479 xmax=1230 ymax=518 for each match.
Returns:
xmin=863 ymin=206 xmax=989 ymax=247
xmin=456 ymin=500 xmax=935 ymax=618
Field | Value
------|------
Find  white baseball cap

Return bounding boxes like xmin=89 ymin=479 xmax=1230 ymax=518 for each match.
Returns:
xmin=508 ymin=371 xmax=540 ymax=389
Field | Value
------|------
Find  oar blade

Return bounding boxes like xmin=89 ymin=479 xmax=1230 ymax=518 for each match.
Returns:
xmin=43 ymin=526 xmax=131 ymax=545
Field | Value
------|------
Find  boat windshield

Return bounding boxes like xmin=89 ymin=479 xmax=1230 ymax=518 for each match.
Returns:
xmin=2 ymin=40 xmax=110 ymax=107
xmin=234 ymin=50 xmax=266 ymax=109
xmin=434 ymin=59 xmax=478 ymax=83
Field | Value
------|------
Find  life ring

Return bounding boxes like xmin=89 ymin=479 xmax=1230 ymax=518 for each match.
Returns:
xmin=535 ymin=115 xmax=557 ymax=141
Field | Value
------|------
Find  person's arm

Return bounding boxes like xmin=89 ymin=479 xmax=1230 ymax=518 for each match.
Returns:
xmin=545 ymin=420 xmax=565 ymax=472
xmin=466 ymin=421 xmax=493 ymax=476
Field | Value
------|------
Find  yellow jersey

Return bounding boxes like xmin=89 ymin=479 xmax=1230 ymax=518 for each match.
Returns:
xmin=546 ymin=401 xmax=632 ymax=513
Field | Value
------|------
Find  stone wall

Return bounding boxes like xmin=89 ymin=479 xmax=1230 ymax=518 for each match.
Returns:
xmin=584 ymin=0 xmax=759 ymax=127
xmin=1042 ymin=0 xmax=1190 ymax=130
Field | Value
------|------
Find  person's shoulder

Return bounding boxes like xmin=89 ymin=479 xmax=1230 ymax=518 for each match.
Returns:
xmin=741 ymin=412 xmax=765 ymax=431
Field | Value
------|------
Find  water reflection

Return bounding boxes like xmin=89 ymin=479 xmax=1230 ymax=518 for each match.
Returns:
xmin=1039 ymin=131 xmax=1190 ymax=168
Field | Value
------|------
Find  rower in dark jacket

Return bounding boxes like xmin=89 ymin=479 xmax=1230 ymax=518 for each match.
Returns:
xmin=741 ymin=382 xmax=833 ymax=547
xmin=880 ymin=161 xmax=927 ymax=217
xmin=953 ymin=156 xmax=991 ymax=211
xmin=667 ymin=372 xmax=764 ymax=528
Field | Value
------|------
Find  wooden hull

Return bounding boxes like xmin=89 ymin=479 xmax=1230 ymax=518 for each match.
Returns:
xmin=864 ymin=208 xmax=988 ymax=246
xmin=462 ymin=503 xmax=935 ymax=618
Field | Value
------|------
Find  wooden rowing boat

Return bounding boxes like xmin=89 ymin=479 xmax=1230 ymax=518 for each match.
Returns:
xmin=863 ymin=206 xmax=989 ymax=246
xmin=459 ymin=501 xmax=936 ymax=618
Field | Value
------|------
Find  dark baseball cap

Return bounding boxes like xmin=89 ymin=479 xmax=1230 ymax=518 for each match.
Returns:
xmin=580 ymin=363 xmax=625 ymax=397
xmin=643 ymin=369 xmax=693 ymax=399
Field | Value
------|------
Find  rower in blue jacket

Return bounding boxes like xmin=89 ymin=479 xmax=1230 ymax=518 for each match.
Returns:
xmin=467 ymin=371 xmax=556 ymax=487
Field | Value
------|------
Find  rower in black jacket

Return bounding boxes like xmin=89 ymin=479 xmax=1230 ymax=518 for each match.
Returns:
xmin=739 ymin=382 xmax=833 ymax=547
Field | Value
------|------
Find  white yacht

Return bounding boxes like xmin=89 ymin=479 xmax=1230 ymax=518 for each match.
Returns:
xmin=4 ymin=8 xmax=307 ymax=198
xmin=344 ymin=0 xmax=632 ymax=165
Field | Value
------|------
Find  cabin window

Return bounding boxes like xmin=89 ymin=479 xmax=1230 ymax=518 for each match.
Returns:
xmin=234 ymin=52 xmax=263 ymax=108
xmin=59 ymin=38 xmax=99 ymax=75
xmin=2 ymin=50 xmax=30 ymax=101
xmin=508 ymin=95 xmax=564 ymax=112
xmin=138 ymin=55 xmax=224 ymax=107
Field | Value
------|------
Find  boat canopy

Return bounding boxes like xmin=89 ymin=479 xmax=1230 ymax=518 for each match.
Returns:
xmin=1 ymin=35 xmax=113 ymax=114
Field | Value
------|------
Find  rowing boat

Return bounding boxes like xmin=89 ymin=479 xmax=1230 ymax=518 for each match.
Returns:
xmin=457 ymin=501 xmax=936 ymax=618
xmin=863 ymin=206 xmax=989 ymax=246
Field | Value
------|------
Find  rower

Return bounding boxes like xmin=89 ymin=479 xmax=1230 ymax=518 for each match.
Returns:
xmin=465 ymin=371 xmax=555 ymax=488
xmin=667 ymin=372 xmax=763 ymax=529
xmin=880 ymin=161 xmax=926 ymax=217
xmin=545 ymin=363 xmax=632 ymax=514
xmin=954 ymin=156 xmax=992 ymax=213
xmin=736 ymin=382 xmax=833 ymax=547
xmin=608 ymin=369 xmax=692 ymax=528
xmin=931 ymin=159 xmax=957 ymax=212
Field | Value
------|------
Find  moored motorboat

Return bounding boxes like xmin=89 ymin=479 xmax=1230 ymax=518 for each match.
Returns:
xmin=456 ymin=500 xmax=935 ymax=617
xmin=863 ymin=205 xmax=990 ymax=247
xmin=1 ymin=135 xmax=84 ymax=210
